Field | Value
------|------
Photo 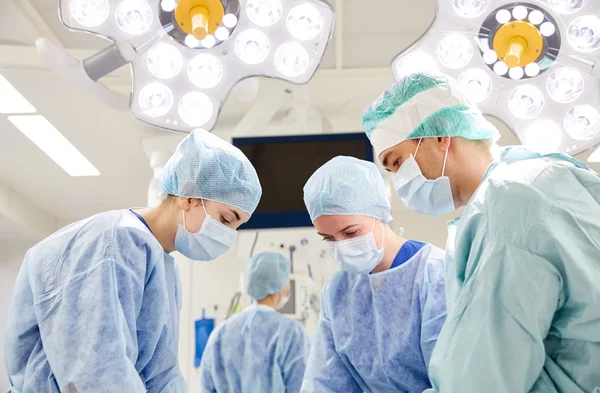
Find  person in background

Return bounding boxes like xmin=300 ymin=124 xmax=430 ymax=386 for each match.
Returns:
xmin=362 ymin=71 xmax=600 ymax=393
xmin=3 ymin=129 xmax=262 ymax=393
xmin=200 ymin=251 xmax=310 ymax=393
xmin=300 ymin=156 xmax=447 ymax=393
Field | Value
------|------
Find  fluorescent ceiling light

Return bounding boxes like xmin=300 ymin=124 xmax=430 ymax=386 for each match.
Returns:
xmin=588 ymin=146 xmax=600 ymax=163
xmin=0 ymin=74 xmax=36 ymax=114
xmin=8 ymin=115 xmax=99 ymax=177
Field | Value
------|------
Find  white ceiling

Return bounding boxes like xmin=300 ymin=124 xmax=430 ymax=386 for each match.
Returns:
xmin=0 ymin=0 xmax=599 ymax=248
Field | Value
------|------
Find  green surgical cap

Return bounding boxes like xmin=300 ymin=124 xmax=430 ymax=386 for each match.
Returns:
xmin=362 ymin=72 xmax=500 ymax=156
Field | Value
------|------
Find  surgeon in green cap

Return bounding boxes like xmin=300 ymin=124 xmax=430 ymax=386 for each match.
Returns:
xmin=362 ymin=71 xmax=600 ymax=393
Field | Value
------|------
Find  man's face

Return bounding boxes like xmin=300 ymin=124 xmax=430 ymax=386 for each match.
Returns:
xmin=378 ymin=137 xmax=451 ymax=181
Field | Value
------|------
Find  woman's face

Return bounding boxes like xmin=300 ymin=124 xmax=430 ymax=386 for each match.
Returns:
xmin=313 ymin=215 xmax=384 ymax=249
xmin=178 ymin=198 xmax=251 ymax=233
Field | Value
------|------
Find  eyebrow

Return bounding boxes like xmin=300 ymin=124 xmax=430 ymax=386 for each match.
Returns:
xmin=229 ymin=209 xmax=240 ymax=221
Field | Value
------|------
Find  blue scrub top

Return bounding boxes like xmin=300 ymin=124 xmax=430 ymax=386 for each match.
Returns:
xmin=390 ymin=240 xmax=427 ymax=269
xmin=129 ymin=209 xmax=153 ymax=234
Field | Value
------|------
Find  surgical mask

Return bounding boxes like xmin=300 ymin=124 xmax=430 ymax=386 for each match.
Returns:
xmin=393 ymin=138 xmax=455 ymax=216
xmin=276 ymin=292 xmax=291 ymax=310
xmin=327 ymin=219 xmax=385 ymax=275
xmin=174 ymin=200 xmax=237 ymax=261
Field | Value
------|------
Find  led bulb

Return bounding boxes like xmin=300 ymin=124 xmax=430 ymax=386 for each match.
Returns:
xmin=523 ymin=120 xmax=562 ymax=152
xmin=70 ymin=0 xmax=110 ymax=27
xmin=509 ymin=66 xmax=524 ymax=80
xmin=215 ymin=26 xmax=230 ymax=41
xmin=508 ymin=84 xmax=545 ymax=120
xmin=161 ymin=0 xmax=177 ymax=12
xmin=275 ymin=42 xmax=309 ymax=77
xmin=178 ymin=92 xmax=213 ymax=127
xmin=235 ymin=29 xmax=271 ymax=64
xmin=188 ymin=54 xmax=223 ymax=89
xmin=458 ymin=68 xmax=492 ymax=103
xmin=437 ymin=34 xmax=473 ymax=69
xmin=493 ymin=61 xmax=508 ymax=75
xmin=547 ymin=67 xmax=584 ymax=103
xmin=246 ymin=0 xmax=283 ymax=27
xmin=452 ymin=0 xmax=489 ymax=18
xmin=548 ymin=0 xmax=585 ymax=15
xmin=528 ymin=10 xmax=544 ymax=25
xmin=202 ymin=35 xmax=216 ymax=48
xmin=496 ymin=9 xmax=511 ymax=24
xmin=287 ymin=4 xmax=323 ymax=41
xmin=185 ymin=34 xmax=200 ymax=48
xmin=568 ymin=15 xmax=600 ymax=53
xmin=146 ymin=44 xmax=183 ymax=80
xmin=564 ymin=105 xmax=600 ymax=141
xmin=223 ymin=13 xmax=238 ymax=28
xmin=115 ymin=0 xmax=153 ymax=35
xmin=512 ymin=5 xmax=528 ymax=21
xmin=540 ymin=22 xmax=556 ymax=37
xmin=139 ymin=83 xmax=173 ymax=117
xmin=483 ymin=50 xmax=497 ymax=64
xmin=525 ymin=63 xmax=540 ymax=77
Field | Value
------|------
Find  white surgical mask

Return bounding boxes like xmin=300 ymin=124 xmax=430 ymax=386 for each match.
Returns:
xmin=276 ymin=292 xmax=291 ymax=310
xmin=174 ymin=201 xmax=237 ymax=261
xmin=327 ymin=219 xmax=385 ymax=275
xmin=393 ymin=138 xmax=455 ymax=216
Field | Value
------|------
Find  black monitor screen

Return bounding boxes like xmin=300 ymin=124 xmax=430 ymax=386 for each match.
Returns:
xmin=233 ymin=133 xmax=374 ymax=229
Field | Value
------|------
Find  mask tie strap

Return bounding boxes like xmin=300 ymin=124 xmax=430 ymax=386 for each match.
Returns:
xmin=182 ymin=210 xmax=187 ymax=231
xmin=442 ymin=144 xmax=449 ymax=177
xmin=414 ymin=138 xmax=423 ymax=157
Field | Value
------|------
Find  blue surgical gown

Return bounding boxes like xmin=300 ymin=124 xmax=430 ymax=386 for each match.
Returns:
xmin=199 ymin=305 xmax=310 ymax=393
xmin=425 ymin=146 xmax=600 ymax=393
xmin=3 ymin=210 xmax=187 ymax=393
xmin=301 ymin=243 xmax=447 ymax=393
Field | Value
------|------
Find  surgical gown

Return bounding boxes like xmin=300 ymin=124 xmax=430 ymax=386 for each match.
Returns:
xmin=425 ymin=147 xmax=600 ymax=393
xmin=200 ymin=305 xmax=310 ymax=393
xmin=301 ymin=243 xmax=447 ymax=393
xmin=3 ymin=210 xmax=187 ymax=393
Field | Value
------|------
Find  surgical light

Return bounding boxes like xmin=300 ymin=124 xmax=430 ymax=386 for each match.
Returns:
xmin=187 ymin=54 xmax=223 ymax=88
xmin=287 ymin=4 xmax=323 ymax=41
xmin=70 ymin=0 xmax=110 ymax=27
xmin=546 ymin=67 xmax=584 ymax=103
xmin=509 ymin=84 xmax=545 ymax=120
xmin=275 ymin=42 xmax=309 ymax=77
xmin=568 ymin=15 xmax=600 ymax=53
xmin=246 ymin=0 xmax=282 ymax=27
xmin=564 ymin=105 xmax=600 ymax=141
xmin=115 ymin=0 xmax=153 ymax=35
xmin=437 ymin=34 xmax=473 ymax=69
xmin=452 ymin=0 xmax=489 ymax=19
xmin=458 ymin=68 xmax=492 ymax=103
xmin=42 ymin=0 xmax=334 ymax=132
xmin=391 ymin=0 xmax=600 ymax=157
xmin=139 ymin=83 xmax=173 ymax=117
xmin=146 ymin=44 xmax=183 ymax=79
xmin=548 ymin=0 xmax=585 ymax=15
xmin=522 ymin=120 xmax=563 ymax=153
xmin=235 ymin=29 xmax=271 ymax=65
xmin=178 ymin=92 xmax=213 ymax=126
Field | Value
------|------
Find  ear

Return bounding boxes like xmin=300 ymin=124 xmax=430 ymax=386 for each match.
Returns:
xmin=178 ymin=197 xmax=193 ymax=211
xmin=437 ymin=137 xmax=452 ymax=152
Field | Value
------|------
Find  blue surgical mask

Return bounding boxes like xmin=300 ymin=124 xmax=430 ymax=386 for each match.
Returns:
xmin=327 ymin=219 xmax=385 ymax=275
xmin=175 ymin=201 xmax=237 ymax=261
xmin=393 ymin=138 xmax=455 ymax=216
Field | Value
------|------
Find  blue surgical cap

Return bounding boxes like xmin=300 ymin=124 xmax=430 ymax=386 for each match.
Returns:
xmin=160 ymin=129 xmax=262 ymax=215
xmin=362 ymin=71 xmax=500 ymax=156
xmin=247 ymin=252 xmax=291 ymax=301
xmin=303 ymin=156 xmax=392 ymax=223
